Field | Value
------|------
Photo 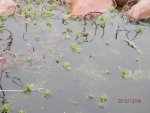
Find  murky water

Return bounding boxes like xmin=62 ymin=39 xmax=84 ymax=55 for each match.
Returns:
xmin=0 ymin=2 xmax=150 ymax=113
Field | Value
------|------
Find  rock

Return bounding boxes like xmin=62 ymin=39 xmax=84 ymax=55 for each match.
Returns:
xmin=125 ymin=0 xmax=150 ymax=20
xmin=0 ymin=0 xmax=20 ymax=16
xmin=62 ymin=0 xmax=113 ymax=16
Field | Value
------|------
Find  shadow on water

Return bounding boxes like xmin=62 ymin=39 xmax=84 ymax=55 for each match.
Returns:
xmin=0 ymin=1 xmax=150 ymax=113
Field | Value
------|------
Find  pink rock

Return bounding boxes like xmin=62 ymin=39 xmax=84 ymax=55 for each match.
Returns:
xmin=63 ymin=0 xmax=113 ymax=16
xmin=0 ymin=57 xmax=7 ymax=65
xmin=0 ymin=0 xmax=20 ymax=16
xmin=125 ymin=0 xmax=150 ymax=20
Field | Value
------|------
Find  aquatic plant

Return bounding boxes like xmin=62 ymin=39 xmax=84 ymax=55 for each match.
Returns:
xmin=34 ymin=35 xmax=41 ymax=41
xmin=99 ymin=95 xmax=109 ymax=102
xmin=0 ymin=16 xmax=7 ymax=21
xmin=98 ymin=15 xmax=109 ymax=22
xmin=23 ymin=84 xmax=34 ymax=93
xmin=0 ymin=24 xmax=5 ymax=28
xmin=121 ymin=69 xmax=129 ymax=78
xmin=46 ymin=4 xmax=56 ymax=11
xmin=123 ymin=5 xmax=129 ymax=11
xmin=0 ymin=103 xmax=13 ymax=113
xmin=104 ymin=70 xmax=110 ymax=75
xmin=47 ymin=47 xmax=52 ymax=51
xmin=44 ymin=89 xmax=52 ymax=98
xmin=19 ymin=110 xmax=25 ymax=113
xmin=136 ymin=27 xmax=144 ymax=34
xmin=67 ymin=27 xmax=73 ymax=33
xmin=65 ymin=4 xmax=71 ymax=14
xmin=63 ymin=62 xmax=71 ymax=71
xmin=97 ymin=94 xmax=109 ymax=108
xmin=109 ymin=6 xmax=116 ymax=13
xmin=65 ymin=34 xmax=71 ymax=40
xmin=55 ymin=55 xmax=63 ymax=63
xmin=35 ymin=0 xmax=42 ymax=5
xmin=47 ymin=19 xmax=53 ymax=26
xmin=23 ymin=5 xmax=41 ymax=19
xmin=44 ymin=10 xmax=54 ymax=17
xmin=70 ymin=43 xmax=81 ymax=54
xmin=86 ymin=94 xmax=95 ymax=99
xmin=98 ymin=21 xmax=105 ymax=27
xmin=97 ymin=102 xmax=106 ymax=108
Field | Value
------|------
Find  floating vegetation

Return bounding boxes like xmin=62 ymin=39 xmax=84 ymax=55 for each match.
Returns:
xmin=55 ymin=55 xmax=63 ymax=63
xmin=0 ymin=16 xmax=7 ymax=21
xmin=99 ymin=94 xmax=109 ymax=103
xmin=0 ymin=103 xmax=13 ymax=113
xmin=98 ymin=21 xmax=105 ymax=27
xmin=97 ymin=102 xmax=106 ymax=108
xmin=0 ymin=24 xmax=5 ymax=28
xmin=34 ymin=35 xmax=41 ymax=41
xmin=19 ymin=109 xmax=25 ymax=113
xmin=63 ymin=62 xmax=71 ymax=71
xmin=65 ymin=34 xmax=71 ymax=40
xmin=136 ymin=27 xmax=144 ymax=34
xmin=109 ymin=6 xmax=116 ymax=13
xmin=45 ymin=4 xmax=56 ymax=11
xmin=98 ymin=94 xmax=109 ymax=108
xmin=44 ymin=89 xmax=52 ymax=99
xmin=47 ymin=19 xmax=53 ymax=27
xmin=70 ymin=43 xmax=81 ymax=54
xmin=23 ymin=84 xmax=34 ymax=93
xmin=67 ymin=27 xmax=73 ymax=33
xmin=121 ymin=69 xmax=130 ymax=79
xmin=35 ymin=0 xmax=42 ymax=5
xmin=86 ymin=94 xmax=95 ymax=99
xmin=44 ymin=10 xmax=54 ymax=17
xmin=123 ymin=5 xmax=130 ymax=11
xmin=104 ymin=70 xmax=110 ymax=75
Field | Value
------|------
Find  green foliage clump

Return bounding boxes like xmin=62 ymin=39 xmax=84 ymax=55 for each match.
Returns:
xmin=0 ymin=103 xmax=13 ymax=113
xmin=47 ymin=19 xmax=53 ymax=26
xmin=63 ymin=62 xmax=71 ymax=71
xmin=44 ymin=89 xmax=52 ymax=98
xmin=98 ymin=21 xmax=105 ymax=27
xmin=0 ymin=16 xmax=7 ymax=21
xmin=109 ymin=6 xmax=116 ymax=13
xmin=98 ymin=94 xmax=109 ymax=109
xmin=46 ymin=4 xmax=56 ymax=11
xmin=70 ymin=43 xmax=81 ymax=54
xmin=67 ymin=27 xmax=73 ymax=33
xmin=123 ymin=5 xmax=129 ymax=11
xmin=44 ymin=10 xmax=54 ymax=17
xmin=19 ymin=109 xmax=25 ymax=113
xmin=121 ymin=69 xmax=129 ymax=78
xmin=0 ymin=24 xmax=5 ymax=28
xmin=97 ymin=102 xmax=106 ymax=108
xmin=136 ymin=27 xmax=144 ymax=34
xmin=34 ymin=35 xmax=41 ymax=41
xmin=55 ymin=55 xmax=63 ymax=63
xmin=104 ymin=70 xmax=110 ymax=75
xmin=86 ymin=94 xmax=95 ymax=99
xmin=23 ymin=84 xmax=34 ymax=93
xmin=99 ymin=95 xmax=109 ymax=102
xmin=65 ymin=34 xmax=71 ymax=40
